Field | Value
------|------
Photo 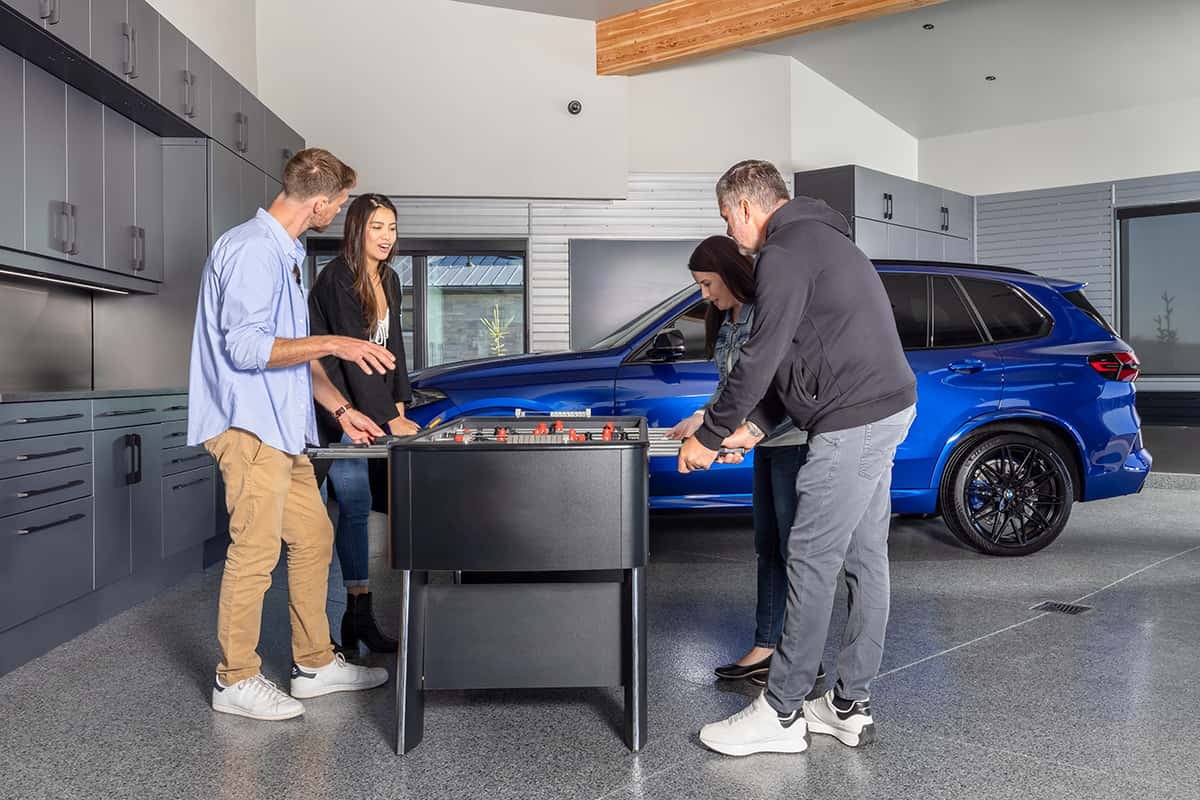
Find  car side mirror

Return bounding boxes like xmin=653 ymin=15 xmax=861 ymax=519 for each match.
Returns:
xmin=647 ymin=329 xmax=687 ymax=362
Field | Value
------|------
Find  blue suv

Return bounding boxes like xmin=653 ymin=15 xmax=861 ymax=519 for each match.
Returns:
xmin=402 ymin=261 xmax=1152 ymax=556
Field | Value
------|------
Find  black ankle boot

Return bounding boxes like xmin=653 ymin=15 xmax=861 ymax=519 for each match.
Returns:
xmin=340 ymin=592 xmax=398 ymax=654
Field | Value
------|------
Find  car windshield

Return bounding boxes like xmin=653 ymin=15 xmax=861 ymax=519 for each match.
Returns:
xmin=583 ymin=284 xmax=699 ymax=351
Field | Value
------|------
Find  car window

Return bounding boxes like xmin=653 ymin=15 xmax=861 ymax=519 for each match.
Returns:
xmin=630 ymin=301 xmax=709 ymax=362
xmin=881 ymin=273 xmax=929 ymax=349
xmin=1062 ymin=288 xmax=1117 ymax=336
xmin=932 ymin=277 xmax=985 ymax=348
xmin=586 ymin=285 xmax=697 ymax=351
xmin=959 ymin=277 xmax=1052 ymax=342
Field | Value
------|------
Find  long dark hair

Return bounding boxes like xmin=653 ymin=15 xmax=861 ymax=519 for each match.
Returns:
xmin=341 ymin=193 xmax=398 ymax=336
xmin=689 ymin=236 xmax=755 ymax=358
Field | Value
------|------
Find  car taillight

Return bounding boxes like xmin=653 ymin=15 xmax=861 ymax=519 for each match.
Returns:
xmin=1088 ymin=352 xmax=1140 ymax=382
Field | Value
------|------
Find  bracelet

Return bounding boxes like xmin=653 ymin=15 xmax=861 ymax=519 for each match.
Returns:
xmin=333 ymin=403 xmax=352 ymax=420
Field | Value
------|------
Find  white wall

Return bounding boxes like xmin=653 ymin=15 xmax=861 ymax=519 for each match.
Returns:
xmin=628 ymin=51 xmax=792 ymax=173
xmin=254 ymin=0 xmax=628 ymax=199
xmin=789 ymin=60 xmax=917 ymax=179
xmin=920 ymin=97 xmax=1200 ymax=196
xmin=148 ymin=0 xmax=257 ymax=92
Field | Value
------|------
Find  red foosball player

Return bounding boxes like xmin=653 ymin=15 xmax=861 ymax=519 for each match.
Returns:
xmin=601 ymin=422 xmax=614 ymax=441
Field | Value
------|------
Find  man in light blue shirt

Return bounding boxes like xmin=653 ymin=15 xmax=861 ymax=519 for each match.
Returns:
xmin=189 ymin=148 xmax=398 ymax=721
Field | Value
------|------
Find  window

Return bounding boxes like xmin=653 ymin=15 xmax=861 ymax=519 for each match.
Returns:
xmin=631 ymin=302 xmax=709 ymax=362
xmin=307 ymin=237 xmax=528 ymax=370
xmin=881 ymin=273 xmax=929 ymax=349
xmin=1119 ymin=202 xmax=1200 ymax=375
xmin=932 ymin=277 xmax=985 ymax=348
xmin=1063 ymin=289 xmax=1117 ymax=336
xmin=959 ymin=277 xmax=1051 ymax=342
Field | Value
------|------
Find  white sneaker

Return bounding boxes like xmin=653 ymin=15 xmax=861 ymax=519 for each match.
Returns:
xmin=698 ymin=691 xmax=809 ymax=756
xmin=290 ymin=652 xmax=389 ymax=699
xmin=212 ymin=673 xmax=304 ymax=721
xmin=803 ymin=689 xmax=876 ymax=747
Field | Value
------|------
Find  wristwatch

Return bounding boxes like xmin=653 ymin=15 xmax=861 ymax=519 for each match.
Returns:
xmin=333 ymin=403 xmax=353 ymax=420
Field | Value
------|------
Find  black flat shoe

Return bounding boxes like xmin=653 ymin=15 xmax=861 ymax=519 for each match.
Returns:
xmin=749 ymin=662 xmax=826 ymax=687
xmin=714 ymin=654 xmax=772 ymax=680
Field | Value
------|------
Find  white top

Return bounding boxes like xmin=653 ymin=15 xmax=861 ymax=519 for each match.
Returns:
xmin=370 ymin=313 xmax=389 ymax=346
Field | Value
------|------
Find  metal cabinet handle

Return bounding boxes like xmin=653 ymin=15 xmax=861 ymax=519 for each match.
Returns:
xmin=883 ymin=193 xmax=894 ymax=220
xmin=135 ymin=227 xmax=146 ymax=272
xmin=124 ymin=433 xmax=143 ymax=485
xmin=173 ymin=476 xmax=210 ymax=491
xmin=16 ymin=479 xmax=85 ymax=499
xmin=129 ymin=225 xmax=140 ymax=271
xmin=164 ymin=431 xmax=187 ymax=439
xmin=97 ymin=408 xmax=156 ymax=417
xmin=17 ymin=513 xmax=86 ymax=536
xmin=58 ymin=202 xmax=71 ymax=254
xmin=235 ymin=112 xmax=248 ymax=153
xmin=66 ymin=203 xmax=78 ymax=255
xmin=184 ymin=71 xmax=196 ymax=117
xmin=164 ymin=405 xmax=188 ymax=412
xmin=171 ymin=453 xmax=209 ymax=466
xmin=15 ymin=446 xmax=85 ymax=462
xmin=943 ymin=206 xmax=950 ymax=232
xmin=38 ymin=0 xmax=51 ymax=20
xmin=130 ymin=25 xmax=139 ymax=79
xmin=122 ymin=23 xmax=134 ymax=76
xmin=13 ymin=413 xmax=83 ymax=424
xmin=47 ymin=0 xmax=59 ymax=25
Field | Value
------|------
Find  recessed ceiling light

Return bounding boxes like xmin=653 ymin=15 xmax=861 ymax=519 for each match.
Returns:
xmin=922 ymin=23 xmax=935 ymax=30
xmin=985 ymin=75 xmax=997 ymax=81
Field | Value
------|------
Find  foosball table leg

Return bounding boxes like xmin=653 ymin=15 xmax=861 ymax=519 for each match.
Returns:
xmin=624 ymin=566 xmax=648 ymax=751
xmin=396 ymin=569 xmax=428 ymax=755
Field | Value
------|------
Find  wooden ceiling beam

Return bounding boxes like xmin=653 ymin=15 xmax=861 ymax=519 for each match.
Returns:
xmin=597 ymin=0 xmax=946 ymax=76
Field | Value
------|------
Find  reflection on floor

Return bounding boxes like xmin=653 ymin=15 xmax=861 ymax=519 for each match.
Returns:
xmin=1142 ymin=425 xmax=1200 ymax=474
xmin=2 ymin=487 xmax=1200 ymax=799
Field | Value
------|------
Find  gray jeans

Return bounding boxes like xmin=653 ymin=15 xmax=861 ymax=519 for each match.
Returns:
xmin=765 ymin=405 xmax=916 ymax=712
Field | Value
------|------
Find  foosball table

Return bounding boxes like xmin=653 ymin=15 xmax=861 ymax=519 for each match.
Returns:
xmin=308 ymin=415 xmax=649 ymax=755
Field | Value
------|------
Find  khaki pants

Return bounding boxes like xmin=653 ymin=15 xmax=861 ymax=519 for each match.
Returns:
xmin=205 ymin=428 xmax=334 ymax=685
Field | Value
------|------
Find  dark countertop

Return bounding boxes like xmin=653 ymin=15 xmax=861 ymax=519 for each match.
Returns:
xmin=0 ymin=388 xmax=187 ymax=403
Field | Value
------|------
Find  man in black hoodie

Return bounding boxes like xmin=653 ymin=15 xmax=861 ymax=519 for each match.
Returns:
xmin=682 ymin=160 xmax=917 ymax=757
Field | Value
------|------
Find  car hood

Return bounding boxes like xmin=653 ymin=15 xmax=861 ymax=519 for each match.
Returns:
xmin=410 ymin=349 xmax=621 ymax=388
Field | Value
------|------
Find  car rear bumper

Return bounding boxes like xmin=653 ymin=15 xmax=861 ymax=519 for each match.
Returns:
xmin=1084 ymin=446 xmax=1152 ymax=501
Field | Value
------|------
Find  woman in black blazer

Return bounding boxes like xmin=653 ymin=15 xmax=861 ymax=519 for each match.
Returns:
xmin=309 ymin=194 xmax=418 ymax=654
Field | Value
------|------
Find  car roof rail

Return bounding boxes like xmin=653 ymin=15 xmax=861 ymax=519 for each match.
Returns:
xmin=873 ymin=259 xmax=1038 ymax=277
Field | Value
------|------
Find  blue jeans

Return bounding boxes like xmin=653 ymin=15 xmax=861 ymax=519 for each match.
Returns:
xmin=326 ymin=433 xmax=373 ymax=587
xmin=752 ymin=444 xmax=809 ymax=648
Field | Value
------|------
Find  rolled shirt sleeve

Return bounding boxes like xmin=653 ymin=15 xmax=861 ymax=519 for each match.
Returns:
xmin=215 ymin=239 xmax=281 ymax=372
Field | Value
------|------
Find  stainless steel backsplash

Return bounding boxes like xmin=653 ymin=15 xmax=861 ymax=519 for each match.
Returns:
xmin=0 ymin=274 xmax=92 ymax=392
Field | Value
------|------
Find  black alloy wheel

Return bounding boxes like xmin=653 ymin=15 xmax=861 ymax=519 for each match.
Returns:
xmin=940 ymin=432 xmax=1074 ymax=556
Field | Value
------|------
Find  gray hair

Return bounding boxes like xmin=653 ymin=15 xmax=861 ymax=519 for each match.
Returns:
xmin=715 ymin=160 xmax=790 ymax=211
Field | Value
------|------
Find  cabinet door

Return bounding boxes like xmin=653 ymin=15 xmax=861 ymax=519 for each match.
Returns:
xmin=91 ymin=0 xmax=130 ymax=78
xmin=185 ymin=42 xmax=213 ymax=135
xmin=943 ymin=190 xmax=973 ymax=240
xmin=265 ymin=175 xmax=282 ymax=209
xmin=131 ymin=424 xmax=163 ymax=571
xmin=0 ymin=50 xmax=23 ymax=252
xmin=66 ymin=87 xmax=104 ymax=268
xmin=24 ymin=63 xmax=67 ymax=258
xmin=855 ymin=167 xmax=915 ymax=227
xmin=159 ymin=16 xmax=189 ymax=119
xmin=240 ymin=158 xmax=264 ymax=222
xmin=211 ymin=62 xmax=242 ymax=154
xmin=887 ymin=223 xmax=917 ymax=259
xmin=103 ymin=108 xmax=137 ymax=274
xmin=916 ymin=230 xmax=945 ymax=262
xmin=45 ymin=0 xmax=91 ymax=54
xmin=852 ymin=216 xmax=889 ymax=259
xmin=915 ymin=183 xmax=944 ymax=234
xmin=135 ymin=125 xmax=164 ymax=281
xmin=242 ymin=91 xmax=267 ymax=172
xmin=945 ymin=235 xmax=973 ymax=263
xmin=209 ymin=141 xmax=243 ymax=246
xmin=92 ymin=426 xmax=135 ymax=589
xmin=126 ymin=0 xmax=158 ymax=101
xmin=264 ymin=109 xmax=286 ymax=182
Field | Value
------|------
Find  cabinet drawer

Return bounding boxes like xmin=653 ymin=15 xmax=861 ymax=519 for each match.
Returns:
xmin=163 ymin=445 xmax=213 ymax=476
xmin=0 ymin=432 xmax=93 ymax=481
xmin=162 ymin=466 xmax=216 ymax=557
xmin=159 ymin=396 xmax=189 ymax=421
xmin=0 ymin=497 xmax=95 ymax=632
xmin=92 ymin=397 xmax=165 ymax=428
xmin=161 ymin=420 xmax=189 ymax=449
xmin=0 ymin=401 xmax=92 ymax=442
xmin=0 ymin=464 xmax=93 ymax=517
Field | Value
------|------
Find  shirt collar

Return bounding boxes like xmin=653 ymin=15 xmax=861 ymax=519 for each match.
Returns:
xmin=255 ymin=208 xmax=307 ymax=265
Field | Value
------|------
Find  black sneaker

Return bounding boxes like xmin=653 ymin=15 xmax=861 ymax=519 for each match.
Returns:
xmin=714 ymin=654 xmax=771 ymax=680
xmin=748 ymin=662 xmax=826 ymax=688
xmin=802 ymin=689 xmax=876 ymax=747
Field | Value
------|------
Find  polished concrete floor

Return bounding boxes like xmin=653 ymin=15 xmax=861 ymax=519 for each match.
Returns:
xmin=2 ymin=485 xmax=1200 ymax=800
xmin=1142 ymin=425 xmax=1200 ymax=474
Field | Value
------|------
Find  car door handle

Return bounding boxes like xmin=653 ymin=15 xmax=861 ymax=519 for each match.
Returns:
xmin=948 ymin=359 xmax=985 ymax=374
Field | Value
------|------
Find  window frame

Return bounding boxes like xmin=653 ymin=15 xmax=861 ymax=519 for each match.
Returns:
xmin=955 ymin=275 xmax=1054 ymax=345
xmin=625 ymin=300 xmax=711 ymax=365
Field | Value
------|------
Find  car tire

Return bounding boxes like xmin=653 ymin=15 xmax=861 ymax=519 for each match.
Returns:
xmin=940 ymin=432 xmax=1074 ymax=556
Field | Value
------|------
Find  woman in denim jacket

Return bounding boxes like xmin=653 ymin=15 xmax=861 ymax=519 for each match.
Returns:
xmin=668 ymin=236 xmax=820 ymax=687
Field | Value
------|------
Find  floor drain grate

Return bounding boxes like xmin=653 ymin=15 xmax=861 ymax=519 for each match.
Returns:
xmin=1031 ymin=601 xmax=1093 ymax=615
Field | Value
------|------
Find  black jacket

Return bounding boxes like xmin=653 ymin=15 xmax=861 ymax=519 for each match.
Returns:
xmin=308 ymin=256 xmax=412 ymax=447
xmin=695 ymin=197 xmax=916 ymax=450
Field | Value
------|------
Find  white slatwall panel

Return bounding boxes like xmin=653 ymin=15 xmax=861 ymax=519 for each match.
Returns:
xmin=976 ymin=184 xmax=1115 ymax=321
xmin=1115 ymin=173 xmax=1200 ymax=208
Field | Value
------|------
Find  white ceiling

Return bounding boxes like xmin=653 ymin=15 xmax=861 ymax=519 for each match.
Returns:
xmin=757 ymin=0 xmax=1200 ymax=137
xmin=448 ymin=0 xmax=652 ymax=19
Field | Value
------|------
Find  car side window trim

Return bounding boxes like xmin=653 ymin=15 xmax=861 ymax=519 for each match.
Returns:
xmin=954 ymin=276 xmax=1055 ymax=345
